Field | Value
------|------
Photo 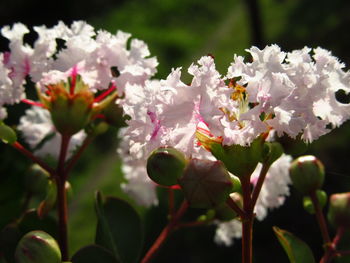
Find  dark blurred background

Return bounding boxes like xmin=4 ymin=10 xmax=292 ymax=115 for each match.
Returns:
xmin=1 ymin=0 xmax=350 ymax=262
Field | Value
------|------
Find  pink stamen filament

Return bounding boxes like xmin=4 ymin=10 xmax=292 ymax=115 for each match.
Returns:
xmin=21 ymin=99 xmax=45 ymax=108
xmin=147 ymin=110 xmax=161 ymax=140
xmin=94 ymin=84 xmax=117 ymax=103
xmin=70 ymin=66 xmax=78 ymax=95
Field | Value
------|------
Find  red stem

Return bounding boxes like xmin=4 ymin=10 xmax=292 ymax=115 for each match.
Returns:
xmin=226 ymin=197 xmax=246 ymax=218
xmin=65 ymin=136 xmax=93 ymax=175
xmin=168 ymin=188 xmax=175 ymax=218
xmin=141 ymin=201 xmax=189 ymax=263
xmin=241 ymin=176 xmax=254 ymax=263
xmin=320 ymin=227 xmax=346 ymax=263
xmin=310 ymin=191 xmax=332 ymax=245
xmin=11 ymin=141 xmax=55 ymax=175
xmin=55 ymin=135 xmax=71 ymax=261
xmin=251 ymin=163 xmax=270 ymax=209
xmin=309 ymin=191 xmax=333 ymax=263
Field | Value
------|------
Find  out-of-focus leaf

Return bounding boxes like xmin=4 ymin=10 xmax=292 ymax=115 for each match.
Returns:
xmin=0 ymin=223 xmax=21 ymax=263
xmin=0 ymin=123 xmax=17 ymax=144
xmin=71 ymin=244 xmax=119 ymax=263
xmin=273 ymin=226 xmax=315 ymax=263
xmin=95 ymin=192 xmax=143 ymax=263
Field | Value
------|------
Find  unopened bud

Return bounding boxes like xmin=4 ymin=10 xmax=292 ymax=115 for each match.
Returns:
xmin=289 ymin=155 xmax=325 ymax=195
xmin=327 ymin=192 xmax=350 ymax=228
xmin=24 ymin=164 xmax=49 ymax=196
xmin=303 ymin=190 xmax=327 ymax=214
xmin=15 ymin=231 xmax=61 ymax=263
xmin=147 ymin=147 xmax=187 ymax=186
xmin=178 ymin=159 xmax=234 ymax=208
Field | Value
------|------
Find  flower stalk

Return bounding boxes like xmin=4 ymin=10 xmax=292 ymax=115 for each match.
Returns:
xmin=141 ymin=200 xmax=189 ymax=263
xmin=55 ymin=135 xmax=71 ymax=261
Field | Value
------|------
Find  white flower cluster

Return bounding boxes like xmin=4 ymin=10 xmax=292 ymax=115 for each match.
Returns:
xmin=228 ymin=45 xmax=350 ymax=143
xmin=0 ymin=21 xmax=157 ymax=157
xmin=118 ymin=46 xmax=350 ymax=245
xmin=0 ymin=21 xmax=158 ymax=119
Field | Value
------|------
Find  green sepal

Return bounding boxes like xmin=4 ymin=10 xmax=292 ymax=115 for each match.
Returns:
xmin=209 ymin=137 xmax=264 ymax=178
xmin=303 ymin=190 xmax=327 ymax=214
xmin=0 ymin=121 xmax=17 ymax=144
xmin=94 ymin=192 xmax=143 ymax=263
xmin=71 ymin=244 xmax=119 ymax=263
xmin=273 ymin=226 xmax=315 ymax=263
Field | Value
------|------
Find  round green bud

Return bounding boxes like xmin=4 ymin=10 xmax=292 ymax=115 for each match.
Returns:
xmin=289 ymin=155 xmax=325 ymax=195
xmin=327 ymin=192 xmax=350 ymax=228
xmin=303 ymin=190 xmax=327 ymax=214
xmin=146 ymin=147 xmax=187 ymax=186
xmin=178 ymin=159 xmax=234 ymax=209
xmin=197 ymin=209 xmax=216 ymax=222
xmin=15 ymin=231 xmax=61 ymax=263
xmin=230 ymin=175 xmax=242 ymax=193
xmin=24 ymin=164 xmax=50 ymax=196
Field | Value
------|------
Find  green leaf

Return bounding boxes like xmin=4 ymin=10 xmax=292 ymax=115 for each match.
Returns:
xmin=273 ymin=226 xmax=315 ymax=263
xmin=0 ymin=123 xmax=17 ymax=144
xmin=71 ymin=244 xmax=119 ymax=263
xmin=0 ymin=223 xmax=21 ymax=263
xmin=95 ymin=192 xmax=143 ymax=263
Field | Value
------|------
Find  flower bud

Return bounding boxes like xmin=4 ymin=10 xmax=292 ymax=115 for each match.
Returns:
xmin=43 ymin=79 xmax=94 ymax=136
xmin=327 ymin=192 xmax=350 ymax=228
xmin=289 ymin=155 xmax=325 ymax=195
xmin=303 ymin=190 xmax=327 ymax=214
xmin=146 ymin=147 xmax=187 ymax=186
xmin=15 ymin=231 xmax=61 ymax=263
xmin=178 ymin=159 xmax=234 ymax=208
xmin=39 ymin=75 xmax=118 ymax=136
xmin=24 ymin=164 xmax=49 ymax=196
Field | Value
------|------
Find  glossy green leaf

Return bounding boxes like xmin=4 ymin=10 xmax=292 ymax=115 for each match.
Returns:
xmin=0 ymin=123 xmax=17 ymax=144
xmin=95 ymin=192 xmax=143 ymax=263
xmin=273 ymin=226 xmax=315 ymax=263
xmin=71 ymin=244 xmax=119 ymax=263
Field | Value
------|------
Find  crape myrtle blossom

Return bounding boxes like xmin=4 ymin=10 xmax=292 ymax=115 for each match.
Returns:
xmin=118 ymin=57 xmax=225 ymax=205
xmin=119 ymin=46 xmax=350 ymax=206
xmin=0 ymin=21 xmax=158 ymax=119
xmin=18 ymin=106 xmax=86 ymax=159
xmin=214 ymin=154 xmax=292 ymax=246
xmin=228 ymin=45 xmax=350 ymax=143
